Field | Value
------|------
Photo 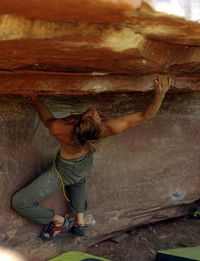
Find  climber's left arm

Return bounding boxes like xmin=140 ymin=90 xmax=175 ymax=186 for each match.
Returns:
xmin=102 ymin=75 xmax=171 ymax=137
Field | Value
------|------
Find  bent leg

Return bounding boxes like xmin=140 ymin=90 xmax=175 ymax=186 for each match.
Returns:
xmin=12 ymin=166 xmax=61 ymax=224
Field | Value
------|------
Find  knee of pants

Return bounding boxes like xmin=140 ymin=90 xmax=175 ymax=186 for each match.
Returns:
xmin=12 ymin=192 xmax=30 ymax=211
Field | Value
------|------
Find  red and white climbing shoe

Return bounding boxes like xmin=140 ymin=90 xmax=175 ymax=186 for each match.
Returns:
xmin=40 ymin=217 xmax=74 ymax=241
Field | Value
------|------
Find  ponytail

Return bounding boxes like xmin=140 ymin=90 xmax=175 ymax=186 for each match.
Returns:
xmin=74 ymin=116 xmax=102 ymax=154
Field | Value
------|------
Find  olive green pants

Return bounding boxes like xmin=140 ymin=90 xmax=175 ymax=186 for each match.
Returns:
xmin=12 ymin=154 xmax=93 ymax=224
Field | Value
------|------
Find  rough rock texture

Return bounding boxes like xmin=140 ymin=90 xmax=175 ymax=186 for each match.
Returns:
xmin=1 ymin=93 xmax=199 ymax=260
xmin=0 ymin=1 xmax=199 ymax=260
xmin=0 ymin=1 xmax=199 ymax=94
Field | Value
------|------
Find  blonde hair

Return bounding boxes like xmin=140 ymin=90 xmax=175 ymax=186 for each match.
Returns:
xmin=74 ymin=116 xmax=102 ymax=154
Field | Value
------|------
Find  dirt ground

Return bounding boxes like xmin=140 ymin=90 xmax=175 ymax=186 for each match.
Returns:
xmin=87 ymin=217 xmax=200 ymax=261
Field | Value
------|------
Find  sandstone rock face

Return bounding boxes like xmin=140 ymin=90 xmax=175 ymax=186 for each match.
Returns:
xmin=0 ymin=1 xmax=199 ymax=260
xmin=1 ymin=93 xmax=199 ymax=260
xmin=0 ymin=1 xmax=199 ymax=94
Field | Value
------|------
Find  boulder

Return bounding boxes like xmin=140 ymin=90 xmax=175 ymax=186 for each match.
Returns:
xmin=0 ymin=1 xmax=199 ymax=260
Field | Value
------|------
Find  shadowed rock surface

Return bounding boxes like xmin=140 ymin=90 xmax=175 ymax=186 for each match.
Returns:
xmin=0 ymin=1 xmax=199 ymax=260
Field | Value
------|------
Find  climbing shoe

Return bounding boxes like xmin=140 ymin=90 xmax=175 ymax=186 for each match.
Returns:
xmin=71 ymin=224 xmax=87 ymax=237
xmin=40 ymin=217 xmax=74 ymax=241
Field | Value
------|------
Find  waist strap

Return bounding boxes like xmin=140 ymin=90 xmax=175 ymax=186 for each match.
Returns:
xmin=57 ymin=153 xmax=88 ymax=165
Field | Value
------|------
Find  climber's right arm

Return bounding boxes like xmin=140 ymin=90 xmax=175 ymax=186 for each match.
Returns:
xmin=31 ymin=96 xmax=56 ymax=128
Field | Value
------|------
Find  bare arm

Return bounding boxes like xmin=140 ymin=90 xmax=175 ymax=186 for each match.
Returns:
xmin=31 ymin=96 xmax=55 ymax=127
xmin=102 ymin=75 xmax=171 ymax=137
xmin=142 ymin=75 xmax=171 ymax=120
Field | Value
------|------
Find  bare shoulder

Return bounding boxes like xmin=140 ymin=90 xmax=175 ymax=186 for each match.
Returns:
xmin=101 ymin=119 xmax=116 ymax=138
xmin=101 ymin=112 xmax=145 ymax=137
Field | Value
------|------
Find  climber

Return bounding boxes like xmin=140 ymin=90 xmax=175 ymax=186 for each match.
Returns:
xmin=12 ymin=75 xmax=171 ymax=240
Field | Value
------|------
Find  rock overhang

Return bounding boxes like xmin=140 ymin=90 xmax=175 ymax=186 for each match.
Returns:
xmin=0 ymin=0 xmax=199 ymax=95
